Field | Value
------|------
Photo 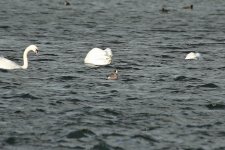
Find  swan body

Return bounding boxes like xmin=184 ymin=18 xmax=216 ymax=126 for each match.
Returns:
xmin=185 ymin=52 xmax=201 ymax=60
xmin=84 ymin=48 xmax=113 ymax=67
xmin=0 ymin=45 xmax=39 ymax=70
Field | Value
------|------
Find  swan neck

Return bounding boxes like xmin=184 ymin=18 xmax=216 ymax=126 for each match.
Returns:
xmin=22 ymin=48 xmax=31 ymax=69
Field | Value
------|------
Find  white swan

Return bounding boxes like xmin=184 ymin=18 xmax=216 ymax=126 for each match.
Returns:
xmin=0 ymin=45 xmax=39 ymax=70
xmin=185 ymin=52 xmax=201 ymax=60
xmin=84 ymin=48 xmax=113 ymax=67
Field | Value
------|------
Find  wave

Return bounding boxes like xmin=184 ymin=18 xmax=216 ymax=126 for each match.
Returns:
xmin=66 ymin=129 xmax=95 ymax=139
xmin=206 ymin=103 xmax=225 ymax=110
xmin=4 ymin=137 xmax=16 ymax=145
xmin=2 ymin=93 xmax=39 ymax=100
xmin=103 ymin=108 xmax=120 ymax=116
xmin=91 ymin=140 xmax=124 ymax=150
xmin=174 ymin=76 xmax=202 ymax=81
xmin=132 ymin=134 xmax=158 ymax=143
xmin=58 ymin=76 xmax=78 ymax=81
xmin=198 ymin=83 xmax=219 ymax=88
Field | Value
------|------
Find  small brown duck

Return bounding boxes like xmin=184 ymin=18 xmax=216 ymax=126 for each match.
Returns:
xmin=182 ymin=4 xmax=193 ymax=10
xmin=107 ymin=69 xmax=118 ymax=80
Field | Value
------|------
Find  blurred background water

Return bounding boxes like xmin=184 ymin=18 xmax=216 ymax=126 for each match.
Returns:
xmin=1 ymin=0 xmax=225 ymax=149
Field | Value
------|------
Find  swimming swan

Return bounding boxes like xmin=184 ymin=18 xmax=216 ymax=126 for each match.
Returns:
xmin=84 ymin=48 xmax=113 ymax=67
xmin=0 ymin=45 xmax=39 ymax=70
xmin=185 ymin=52 xmax=201 ymax=60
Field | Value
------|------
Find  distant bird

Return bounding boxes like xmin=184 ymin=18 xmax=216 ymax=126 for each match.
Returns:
xmin=64 ymin=0 xmax=70 ymax=6
xmin=185 ymin=52 xmax=201 ymax=60
xmin=183 ymin=4 xmax=193 ymax=10
xmin=84 ymin=48 xmax=113 ymax=67
xmin=161 ymin=7 xmax=169 ymax=13
xmin=107 ymin=69 xmax=118 ymax=80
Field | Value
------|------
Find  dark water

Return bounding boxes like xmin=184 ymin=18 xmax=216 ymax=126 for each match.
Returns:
xmin=1 ymin=0 xmax=225 ymax=149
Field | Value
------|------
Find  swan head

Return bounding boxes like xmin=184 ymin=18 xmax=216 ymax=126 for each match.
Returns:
xmin=26 ymin=45 xmax=39 ymax=55
xmin=195 ymin=52 xmax=201 ymax=58
xmin=105 ymin=48 xmax=113 ymax=57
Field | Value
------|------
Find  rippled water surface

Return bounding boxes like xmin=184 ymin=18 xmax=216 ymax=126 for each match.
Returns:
xmin=1 ymin=0 xmax=225 ymax=149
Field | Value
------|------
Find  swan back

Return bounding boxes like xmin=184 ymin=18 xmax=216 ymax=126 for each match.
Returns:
xmin=185 ymin=52 xmax=201 ymax=60
xmin=85 ymin=48 xmax=106 ymax=58
xmin=84 ymin=48 xmax=113 ymax=66
xmin=0 ymin=56 xmax=21 ymax=69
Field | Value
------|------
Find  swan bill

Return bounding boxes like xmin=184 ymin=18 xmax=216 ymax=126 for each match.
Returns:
xmin=35 ymin=49 xmax=39 ymax=55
